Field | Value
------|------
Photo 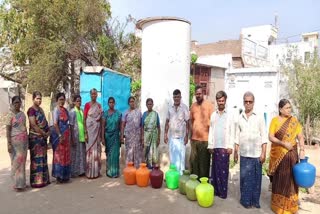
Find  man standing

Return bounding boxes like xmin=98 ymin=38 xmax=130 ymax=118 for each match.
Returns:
xmin=234 ymin=91 xmax=267 ymax=209
xmin=190 ymin=85 xmax=214 ymax=178
xmin=164 ymin=89 xmax=189 ymax=174
xmin=208 ymin=91 xmax=233 ymax=199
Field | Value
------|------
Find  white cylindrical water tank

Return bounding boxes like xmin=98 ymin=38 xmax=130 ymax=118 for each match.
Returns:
xmin=137 ymin=17 xmax=191 ymax=169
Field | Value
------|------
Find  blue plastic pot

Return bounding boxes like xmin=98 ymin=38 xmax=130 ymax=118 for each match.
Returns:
xmin=293 ymin=156 xmax=316 ymax=188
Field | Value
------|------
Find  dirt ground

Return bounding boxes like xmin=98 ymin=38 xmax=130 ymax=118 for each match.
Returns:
xmin=0 ymin=128 xmax=319 ymax=214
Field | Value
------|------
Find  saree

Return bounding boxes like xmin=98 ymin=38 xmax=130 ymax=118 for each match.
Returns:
xmin=269 ymin=116 xmax=302 ymax=214
xmin=51 ymin=107 xmax=71 ymax=181
xmin=70 ymin=108 xmax=86 ymax=177
xmin=142 ymin=111 xmax=159 ymax=169
xmin=122 ymin=109 xmax=142 ymax=168
xmin=104 ymin=110 xmax=122 ymax=177
xmin=27 ymin=107 xmax=50 ymax=188
xmin=7 ymin=111 xmax=28 ymax=189
xmin=85 ymin=102 xmax=102 ymax=178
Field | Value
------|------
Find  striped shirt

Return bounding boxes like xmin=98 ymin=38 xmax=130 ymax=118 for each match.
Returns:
xmin=166 ymin=103 xmax=190 ymax=138
xmin=235 ymin=111 xmax=268 ymax=158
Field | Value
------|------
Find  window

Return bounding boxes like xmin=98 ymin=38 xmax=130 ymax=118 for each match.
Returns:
xmin=304 ymin=52 xmax=310 ymax=62
xmin=200 ymin=83 xmax=208 ymax=95
xmin=304 ymin=37 xmax=309 ymax=42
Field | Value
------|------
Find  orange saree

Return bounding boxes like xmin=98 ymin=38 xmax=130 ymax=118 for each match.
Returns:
xmin=268 ymin=116 xmax=302 ymax=214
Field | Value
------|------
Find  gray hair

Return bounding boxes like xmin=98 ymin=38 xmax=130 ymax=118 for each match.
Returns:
xmin=243 ymin=91 xmax=255 ymax=101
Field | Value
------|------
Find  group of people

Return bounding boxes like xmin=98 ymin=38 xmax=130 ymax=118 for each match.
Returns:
xmin=6 ymin=85 xmax=305 ymax=214
xmin=187 ymin=86 xmax=305 ymax=214
xmin=5 ymin=88 xmax=162 ymax=188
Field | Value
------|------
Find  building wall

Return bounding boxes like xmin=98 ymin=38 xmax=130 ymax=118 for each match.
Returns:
xmin=232 ymin=57 xmax=244 ymax=68
xmin=240 ymin=25 xmax=278 ymax=68
xmin=197 ymin=54 xmax=232 ymax=69
xmin=226 ymin=67 xmax=279 ymax=128
xmin=208 ymin=67 xmax=225 ymax=103
xmin=0 ymin=77 xmax=17 ymax=113
xmin=269 ymin=41 xmax=317 ymax=67
xmin=241 ymin=25 xmax=278 ymax=47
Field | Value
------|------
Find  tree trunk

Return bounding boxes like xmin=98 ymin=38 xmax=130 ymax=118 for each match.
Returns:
xmin=306 ymin=114 xmax=311 ymax=145
xmin=70 ymin=60 xmax=75 ymax=96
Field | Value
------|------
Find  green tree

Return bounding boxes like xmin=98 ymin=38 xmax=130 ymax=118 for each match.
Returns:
xmin=99 ymin=18 xmax=141 ymax=81
xmin=282 ymin=52 xmax=320 ymax=144
xmin=0 ymin=0 xmax=111 ymax=95
xmin=190 ymin=53 xmax=198 ymax=106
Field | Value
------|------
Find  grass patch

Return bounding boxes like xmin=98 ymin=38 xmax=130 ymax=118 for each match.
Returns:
xmin=229 ymin=158 xmax=236 ymax=169
xmin=299 ymin=187 xmax=308 ymax=193
xmin=262 ymin=157 xmax=270 ymax=175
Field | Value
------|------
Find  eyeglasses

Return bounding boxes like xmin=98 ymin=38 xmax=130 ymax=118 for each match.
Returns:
xmin=244 ymin=100 xmax=253 ymax=104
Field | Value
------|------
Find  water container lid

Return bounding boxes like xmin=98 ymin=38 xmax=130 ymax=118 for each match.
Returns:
xmin=153 ymin=164 xmax=160 ymax=170
xmin=200 ymin=177 xmax=209 ymax=183
xmin=140 ymin=163 xmax=147 ymax=167
xmin=170 ymin=164 xmax=177 ymax=170
xmin=183 ymin=170 xmax=190 ymax=175
xmin=190 ymin=174 xmax=198 ymax=180
xmin=300 ymin=156 xmax=309 ymax=162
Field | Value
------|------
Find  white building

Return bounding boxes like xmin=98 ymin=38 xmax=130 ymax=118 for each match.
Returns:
xmin=240 ymin=25 xmax=278 ymax=68
xmin=192 ymin=25 xmax=317 ymax=126
xmin=269 ymin=32 xmax=319 ymax=67
xmin=226 ymin=67 xmax=279 ymax=127
xmin=269 ymin=32 xmax=319 ymax=99
xmin=192 ymin=25 xmax=280 ymax=125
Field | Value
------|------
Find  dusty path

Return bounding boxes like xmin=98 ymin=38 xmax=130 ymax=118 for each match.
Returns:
xmin=0 ymin=134 xmax=318 ymax=214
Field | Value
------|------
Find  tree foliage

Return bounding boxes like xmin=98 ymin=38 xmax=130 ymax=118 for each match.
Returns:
xmin=189 ymin=76 xmax=196 ymax=107
xmin=1 ymin=0 xmax=141 ymax=98
xmin=99 ymin=18 xmax=141 ymax=81
xmin=0 ymin=0 xmax=111 ymax=95
xmin=282 ymin=52 xmax=320 ymax=143
xmin=191 ymin=53 xmax=198 ymax=64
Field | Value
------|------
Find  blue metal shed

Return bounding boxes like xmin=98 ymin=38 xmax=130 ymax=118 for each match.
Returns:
xmin=80 ymin=66 xmax=131 ymax=113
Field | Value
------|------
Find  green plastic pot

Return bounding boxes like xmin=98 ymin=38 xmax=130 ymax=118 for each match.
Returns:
xmin=165 ymin=164 xmax=180 ymax=190
xmin=179 ymin=170 xmax=190 ymax=195
xmin=196 ymin=177 xmax=214 ymax=207
xmin=186 ymin=174 xmax=200 ymax=201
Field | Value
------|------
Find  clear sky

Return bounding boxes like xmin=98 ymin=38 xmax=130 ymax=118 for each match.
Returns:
xmin=109 ymin=0 xmax=320 ymax=44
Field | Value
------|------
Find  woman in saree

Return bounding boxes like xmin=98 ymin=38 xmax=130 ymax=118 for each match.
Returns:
xmin=6 ymin=96 xmax=28 ymax=191
xmin=268 ymin=99 xmax=305 ymax=214
xmin=70 ymin=95 xmax=86 ymax=177
xmin=121 ymin=96 xmax=142 ymax=168
xmin=51 ymin=93 xmax=71 ymax=183
xmin=141 ymin=98 xmax=161 ymax=169
xmin=27 ymin=91 xmax=50 ymax=188
xmin=84 ymin=88 xmax=102 ymax=179
xmin=102 ymin=97 xmax=122 ymax=178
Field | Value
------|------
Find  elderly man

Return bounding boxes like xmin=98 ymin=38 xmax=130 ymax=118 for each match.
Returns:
xmin=234 ymin=91 xmax=267 ymax=209
xmin=164 ymin=89 xmax=189 ymax=174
